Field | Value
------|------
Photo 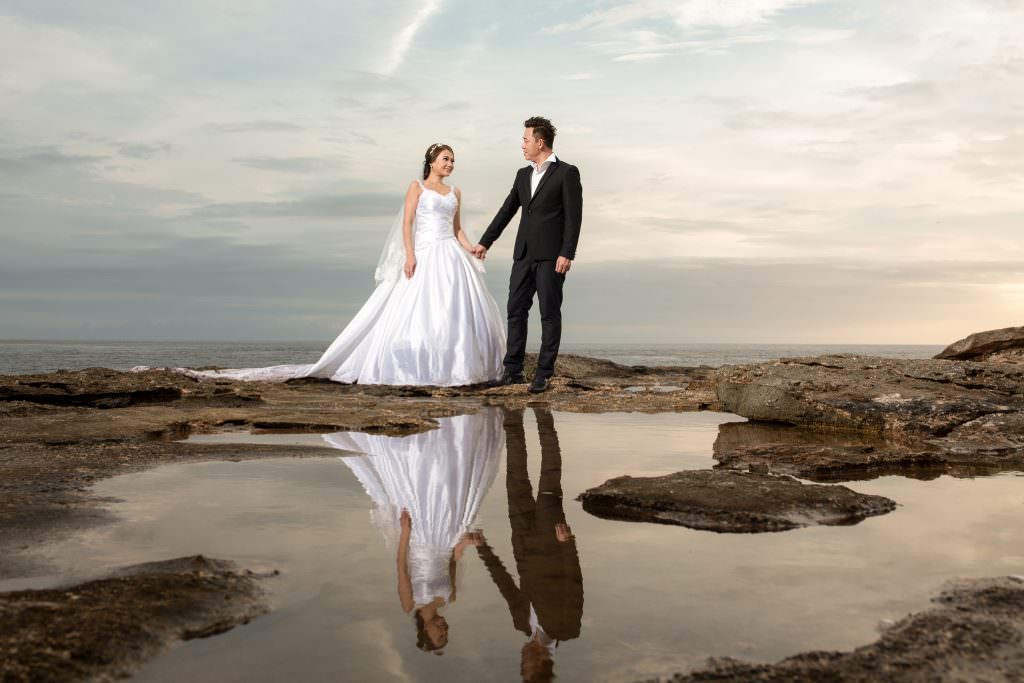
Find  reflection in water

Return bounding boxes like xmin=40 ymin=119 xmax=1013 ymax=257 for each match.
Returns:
xmin=324 ymin=410 xmax=503 ymax=654
xmin=28 ymin=410 xmax=1024 ymax=681
xmin=477 ymin=408 xmax=584 ymax=683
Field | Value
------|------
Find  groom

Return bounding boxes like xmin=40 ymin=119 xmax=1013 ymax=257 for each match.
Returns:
xmin=474 ymin=116 xmax=583 ymax=393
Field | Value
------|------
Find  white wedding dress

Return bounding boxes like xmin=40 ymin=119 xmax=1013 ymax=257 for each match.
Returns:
xmin=135 ymin=181 xmax=505 ymax=386
xmin=325 ymin=410 xmax=503 ymax=606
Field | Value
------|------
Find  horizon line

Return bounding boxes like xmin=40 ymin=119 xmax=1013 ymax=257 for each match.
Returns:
xmin=0 ymin=337 xmax=948 ymax=347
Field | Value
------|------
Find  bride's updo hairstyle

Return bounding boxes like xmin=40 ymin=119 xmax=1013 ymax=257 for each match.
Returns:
xmin=422 ymin=143 xmax=454 ymax=180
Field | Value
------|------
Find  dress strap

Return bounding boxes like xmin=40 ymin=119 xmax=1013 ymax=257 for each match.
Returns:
xmin=415 ymin=178 xmax=425 ymax=189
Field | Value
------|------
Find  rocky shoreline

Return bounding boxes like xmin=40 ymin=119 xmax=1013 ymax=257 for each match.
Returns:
xmin=644 ymin=575 xmax=1024 ymax=682
xmin=2 ymin=327 xmax=1023 ymax=680
xmin=1 ymin=556 xmax=270 ymax=682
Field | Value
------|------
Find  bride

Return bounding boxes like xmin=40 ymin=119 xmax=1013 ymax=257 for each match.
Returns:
xmin=139 ymin=144 xmax=506 ymax=386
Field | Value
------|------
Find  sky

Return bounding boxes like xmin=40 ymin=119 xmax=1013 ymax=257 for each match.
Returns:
xmin=0 ymin=0 xmax=1021 ymax=344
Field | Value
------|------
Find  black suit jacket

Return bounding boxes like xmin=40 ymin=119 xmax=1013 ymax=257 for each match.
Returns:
xmin=479 ymin=158 xmax=582 ymax=261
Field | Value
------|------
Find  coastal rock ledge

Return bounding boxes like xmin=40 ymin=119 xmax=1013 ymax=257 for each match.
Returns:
xmin=934 ymin=324 xmax=1024 ymax=363
xmin=715 ymin=353 xmax=1024 ymax=457
xmin=0 ymin=555 xmax=270 ymax=682
xmin=576 ymin=470 xmax=896 ymax=533
xmin=642 ymin=576 xmax=1024 ymax=682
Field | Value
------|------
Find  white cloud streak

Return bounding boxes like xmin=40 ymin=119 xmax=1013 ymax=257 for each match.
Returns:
xmin=382 ymin=0 xmax=443 ymax=75
xmin=546 ymin=0 xmax=820 ymax=34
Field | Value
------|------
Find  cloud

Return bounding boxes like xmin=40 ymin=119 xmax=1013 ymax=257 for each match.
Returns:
xmin=207 ymin=120 xmax=306 ymax=134
xmin=547 ymin=0 xmax=819 ymax=34
xmin=382 ymin=0 xmax=444 ymax=75
xmin=614 ymin=52 xmax=673 ymax=62
xmin=232 ymin=156 xmax=341 ymax=174
xmin=0 ymin=147 xmax=107 ymax=173
xmin=117 ymin=142 xmax=172 ymax=159
xmin=957 ymin=132 xmax=1024 ymax=183
xmin=558 ymin=4 xmax=839 ymax=61
xmin=0 ymin=15 xmax=155 ymax=92
xmin=189 ymin=192 xmax=399 ymax=220
xmin=668 ymin=0 xmax=819 ymax=29
xmin=1 ymin=1 xmax=1022 ymax=345
xmin=3 ymin=245 xmax=1019 ymax=343
xmin=849 ymin=80 xmax=943 ymax=105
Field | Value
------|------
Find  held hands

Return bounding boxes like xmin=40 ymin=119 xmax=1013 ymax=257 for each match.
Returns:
xmin=470 ymin=244 xmax=487 ymax=260
xmin=555 ymin=256 xmax=572 ymax=274
xmin=403 ymin=256 xmax=416 ymax=279
xmin=461 ymin=529 xmax=485 ymax=546
xmin=555 ymin=522 xmax=575 ymax=543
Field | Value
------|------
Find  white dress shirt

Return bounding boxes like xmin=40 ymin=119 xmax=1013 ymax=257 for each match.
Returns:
xmin=530 ymin=152 xmax=557 ymax=198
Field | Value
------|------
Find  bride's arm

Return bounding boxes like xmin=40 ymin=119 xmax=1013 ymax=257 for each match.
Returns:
xmin=452 ymin=188 xmax=475 ymax=253
xmin=403 ymin=182 xmax=420 ymax=279
xmin=397 ymin=510 xmax=415 ymax=613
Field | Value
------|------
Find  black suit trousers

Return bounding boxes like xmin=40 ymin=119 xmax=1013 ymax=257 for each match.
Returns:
xmin=505 ymin=256 xmax=564 ymax=379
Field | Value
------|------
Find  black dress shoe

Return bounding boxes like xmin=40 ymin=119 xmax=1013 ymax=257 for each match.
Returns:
xmin=498 ymin=371 xmax=526 ymax=386
xmin=527 ymin=376 xmax=550 ymax=393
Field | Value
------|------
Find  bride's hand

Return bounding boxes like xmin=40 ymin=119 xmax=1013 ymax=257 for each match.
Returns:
xmin=403 ymin=257 xmax=416 ymax=279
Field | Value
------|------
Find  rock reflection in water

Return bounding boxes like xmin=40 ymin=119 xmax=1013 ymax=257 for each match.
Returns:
xmin=713 ymin=420 xmax=948 ymax=482
xmin=324 ymin=410 xmax=502 ymax=655
xmin=476 ymin=408 xmax=584 ymax=683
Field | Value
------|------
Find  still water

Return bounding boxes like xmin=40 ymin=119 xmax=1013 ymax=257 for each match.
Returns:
xmin=21 ymin=410 xmax=1024 ymax=682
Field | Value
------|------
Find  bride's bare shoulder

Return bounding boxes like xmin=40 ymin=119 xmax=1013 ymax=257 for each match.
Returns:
xmin=405 ymin=180 xmax=423 ymax=198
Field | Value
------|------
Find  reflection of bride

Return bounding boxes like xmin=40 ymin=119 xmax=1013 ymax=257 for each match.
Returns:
xmin=324 ymin=409 xmax=503 ymax=652
xmin=133 ymin=143 xmax=505 ymax=387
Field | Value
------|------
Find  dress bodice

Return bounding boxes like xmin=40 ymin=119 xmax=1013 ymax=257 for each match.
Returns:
xmin=415 ymin=182 xmax=457 ymax=249
xmin=409 ymin=544 xmax=452 ymax=606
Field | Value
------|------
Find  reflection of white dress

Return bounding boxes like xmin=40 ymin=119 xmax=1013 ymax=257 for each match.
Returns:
xmin=325 ymin=410 xmax=503 ymax=607
xmin=135 ymin=183 xmax=505 ymax=386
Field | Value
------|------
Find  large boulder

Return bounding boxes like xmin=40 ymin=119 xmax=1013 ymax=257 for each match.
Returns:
xmin=935 ymin=325 xmax=1024 ymax=362
xmin=577 ymin=469 xmax=896 ymax=533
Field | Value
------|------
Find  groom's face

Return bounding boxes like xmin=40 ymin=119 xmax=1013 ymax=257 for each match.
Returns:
xmin=521 ymin=128 xmax=544 ymax=162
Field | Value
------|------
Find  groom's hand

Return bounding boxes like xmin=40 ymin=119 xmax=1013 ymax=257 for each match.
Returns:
xmin=555 ymin=256 xmax=572 ymax=274
xmin=472 ymin=244 xmax=488 ymax=259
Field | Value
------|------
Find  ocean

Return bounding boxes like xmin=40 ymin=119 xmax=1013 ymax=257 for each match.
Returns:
xmin=0 ymin=340 xmax=944 ymax=375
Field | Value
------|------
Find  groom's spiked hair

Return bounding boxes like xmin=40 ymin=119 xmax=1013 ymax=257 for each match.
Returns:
xmin=524 ymin=116 xmax=556 ymax=149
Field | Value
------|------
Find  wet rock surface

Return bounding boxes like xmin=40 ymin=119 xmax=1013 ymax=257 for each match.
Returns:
xmin=716 ymin=354 xmax=1023 ymax=441
xmin=0 ymin=356 xmax=716 ymax=579
xmin=0 ymin=356 xmax=718 ymax=446
xmin=711 ymin=349 xmax=1024 ymax=487
xmin=577 ymin=470 xmax=896 ymax=533
xmin=711 ymin=421 xmax=1024 ymax=481
xmin=0 ymin=555 xmax=269 ymax=682
xmin=4 ymin=342 xmax=1023 ymax=680
xmin=643 ymin=575 xmax=1024 ymax=682
xmin=935 ymin=325 xmax=1024 ymax=362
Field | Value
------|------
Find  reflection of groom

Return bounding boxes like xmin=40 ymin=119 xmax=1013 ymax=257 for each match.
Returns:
xmin=476 ymin=408 xmax=584 ymax=683
xmin=473 ymin=116 xmax=583 ymax=394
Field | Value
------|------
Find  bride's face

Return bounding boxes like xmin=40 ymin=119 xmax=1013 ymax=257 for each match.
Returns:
xmin=431 ymin=151 xmax=455 ymax=178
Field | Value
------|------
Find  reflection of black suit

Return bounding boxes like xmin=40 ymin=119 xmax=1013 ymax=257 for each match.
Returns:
xmin=477 ymin=408 xmax=584 ymax=641
xmin=478 ymin=159 xmax=583 ymax=380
